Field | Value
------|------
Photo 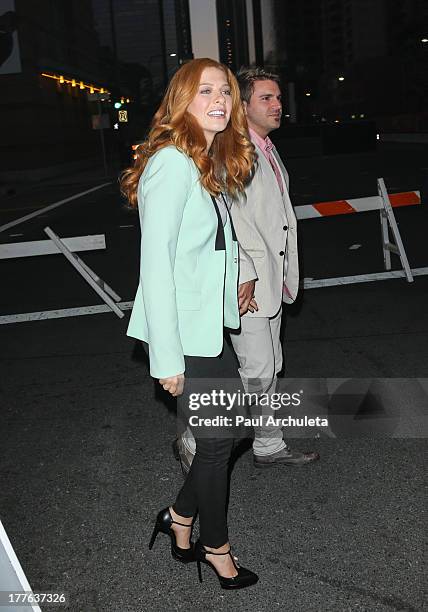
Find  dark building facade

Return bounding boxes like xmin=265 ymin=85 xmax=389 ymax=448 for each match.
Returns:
xmin=1 ymin=0 xmax=109 ymax=179
xmin=322 ymin=0 xmax=427 ymax=125
xmin=266 ymin=0 xmax=323 ymax=123
xmin=91 ymin=0 xmax=193 ymax=97
xmin=265 ymin=0 xmax=428 ymax=127
xmin=1 ymin=0 xmax=195 ymax=179
xmin=216 ymin=0 xmax=249 ymax=71
xmin=91 ymin=0 xmax=193 ymax=144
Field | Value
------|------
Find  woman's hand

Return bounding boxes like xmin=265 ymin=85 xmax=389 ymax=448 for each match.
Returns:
xmin=159 ymin=373 xmax=185 ymax=397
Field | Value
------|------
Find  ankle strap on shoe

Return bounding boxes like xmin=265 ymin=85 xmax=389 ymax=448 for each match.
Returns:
xmin=171 ymin=519 xmax=192 ymax=528
xmin=205 ymin=547 xmax=240 ymax=569
xmin=203 ymin=547 xmax=231 ymax=556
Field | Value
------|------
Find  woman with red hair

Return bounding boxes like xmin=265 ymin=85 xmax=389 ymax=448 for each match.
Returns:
xmin=121 ymin=58 xmax=258 ymax=589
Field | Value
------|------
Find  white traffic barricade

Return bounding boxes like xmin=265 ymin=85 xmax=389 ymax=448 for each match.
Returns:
xmin=43 ymin=227 xmax=124 ymax=319
xmin=295 ymin=187 xmax=420 ymax=220
xmin=0 ymin=181 xmax=125 ymax=323
xmin=0 ymin=235 xmax=105 ymax=259
xmin=0 ymin=229 xmax=124 ymax=320
xmin=301 ymin=178 xmax=426 ymax=289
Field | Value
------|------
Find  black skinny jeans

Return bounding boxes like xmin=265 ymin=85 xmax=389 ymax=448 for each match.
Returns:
xmin=173 ymin=347 xmax=242 ymax=548
xmin=173 ymin=435 xmax=233 ymax=548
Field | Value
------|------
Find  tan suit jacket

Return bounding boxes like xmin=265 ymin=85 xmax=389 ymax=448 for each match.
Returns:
xmin=229 ymin=141 xmax=299 ymax=317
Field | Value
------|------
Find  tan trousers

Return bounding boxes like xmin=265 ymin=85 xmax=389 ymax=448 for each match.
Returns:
xmin=230 ymin=307 xmax=286 ymax=456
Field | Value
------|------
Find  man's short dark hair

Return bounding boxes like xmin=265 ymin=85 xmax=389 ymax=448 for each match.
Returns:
xmin=236 ymin=67 xmax=281 ymax=104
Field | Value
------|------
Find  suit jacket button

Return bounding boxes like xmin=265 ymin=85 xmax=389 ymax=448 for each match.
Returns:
xmin=283 ymin=225 xmax=288 ymax=231
xmin=279 ymin=250 xmax=285 ymax=256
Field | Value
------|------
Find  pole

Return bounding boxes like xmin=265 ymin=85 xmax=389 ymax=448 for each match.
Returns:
xmin=97 ymin=99 xmax=108 ymax=177
xmin=158 ymin=0 xmax=169 ymax=89
xmin=287 ymin=82 xmax=297 ymax=123
xmin=252 ymin=0 xmax=264 ymax=66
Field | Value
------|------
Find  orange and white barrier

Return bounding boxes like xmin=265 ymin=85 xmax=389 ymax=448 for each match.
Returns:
xmin=295 ymin=190 xmax=421 ymax=220
xmin=301 ymin=178 xmax=426 ymax=288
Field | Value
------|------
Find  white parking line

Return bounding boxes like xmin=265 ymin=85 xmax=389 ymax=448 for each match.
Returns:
xmin=303 ymin=267 xmax=428 ymax=289
xmin=2 ymin=267 xmax=428 ymax=324
xmin=0 ymin=521 xmax=41 ymax=612
xmin=0 ymin=302 xmax=134 ymax=325
xmin=0 ymin=182 xmax=112 ymax=233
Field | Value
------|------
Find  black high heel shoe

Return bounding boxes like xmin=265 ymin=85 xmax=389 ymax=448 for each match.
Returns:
xmin=148 ymin=507 xmax=195 ymax=563
xmin=194 ymin=540 xmax=258 ymax=589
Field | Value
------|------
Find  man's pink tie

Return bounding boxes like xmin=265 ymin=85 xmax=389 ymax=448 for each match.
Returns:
xmin=265 ymin=139 xmax=284 ymax=195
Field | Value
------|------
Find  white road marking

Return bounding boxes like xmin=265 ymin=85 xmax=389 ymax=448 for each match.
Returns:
xmin=3 ymin=267 xmax=428 ymax=324
xmin=0 ymin=520 xmax=42 ymax=612
xmin=9 ymin=233 xmax=24 ymax=237
xmin=0 ymin=182 xmax=112 ymax=233
xmin=348 ymin=244 xmax=362 ymax=250
xmin=303 ymin=267 xmax=428 ymax=289
xmin=119 ymin=224 xmax=135 ymax=228
xmin=0 ymin=302 xmax=134 ymax=325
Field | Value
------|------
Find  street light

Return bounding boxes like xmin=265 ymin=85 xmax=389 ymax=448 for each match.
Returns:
xmin=305 ymin=92 xmax=311 ymax=97
xmin=421 ymin=38 xmax=428 ymax=43
xmin=338 ymin=76 xmax=345 ymax=81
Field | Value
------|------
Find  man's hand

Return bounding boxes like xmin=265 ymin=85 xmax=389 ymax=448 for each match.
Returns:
xmin=159 ymin=373 xmax=185 ymax=397
xmin=238 ymin=279 xmax=258 ymax=315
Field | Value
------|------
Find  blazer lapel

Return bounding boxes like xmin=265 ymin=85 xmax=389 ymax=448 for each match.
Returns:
xmin=220 ymin=193 xmax=237 ymax=241
xmin=210 ymin=193 xmax=239 ymax=249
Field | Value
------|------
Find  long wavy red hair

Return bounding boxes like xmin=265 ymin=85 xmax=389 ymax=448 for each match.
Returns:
xmin=120 ymin=58 xmax=254 ymax=208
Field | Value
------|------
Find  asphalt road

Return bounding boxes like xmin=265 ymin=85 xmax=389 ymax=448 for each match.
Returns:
xmin=0 ymin=143 xmax=427 ymax=611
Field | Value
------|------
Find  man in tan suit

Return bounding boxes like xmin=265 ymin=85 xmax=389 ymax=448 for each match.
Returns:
xmin=174 ymin=67 xmax=319 ymax=473
xmin=228 ymin=67 xmax=319 ymax=468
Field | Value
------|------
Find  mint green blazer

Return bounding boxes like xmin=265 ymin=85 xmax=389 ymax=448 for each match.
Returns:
xmin=127 ymin=146 xmax=240 ymax=379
